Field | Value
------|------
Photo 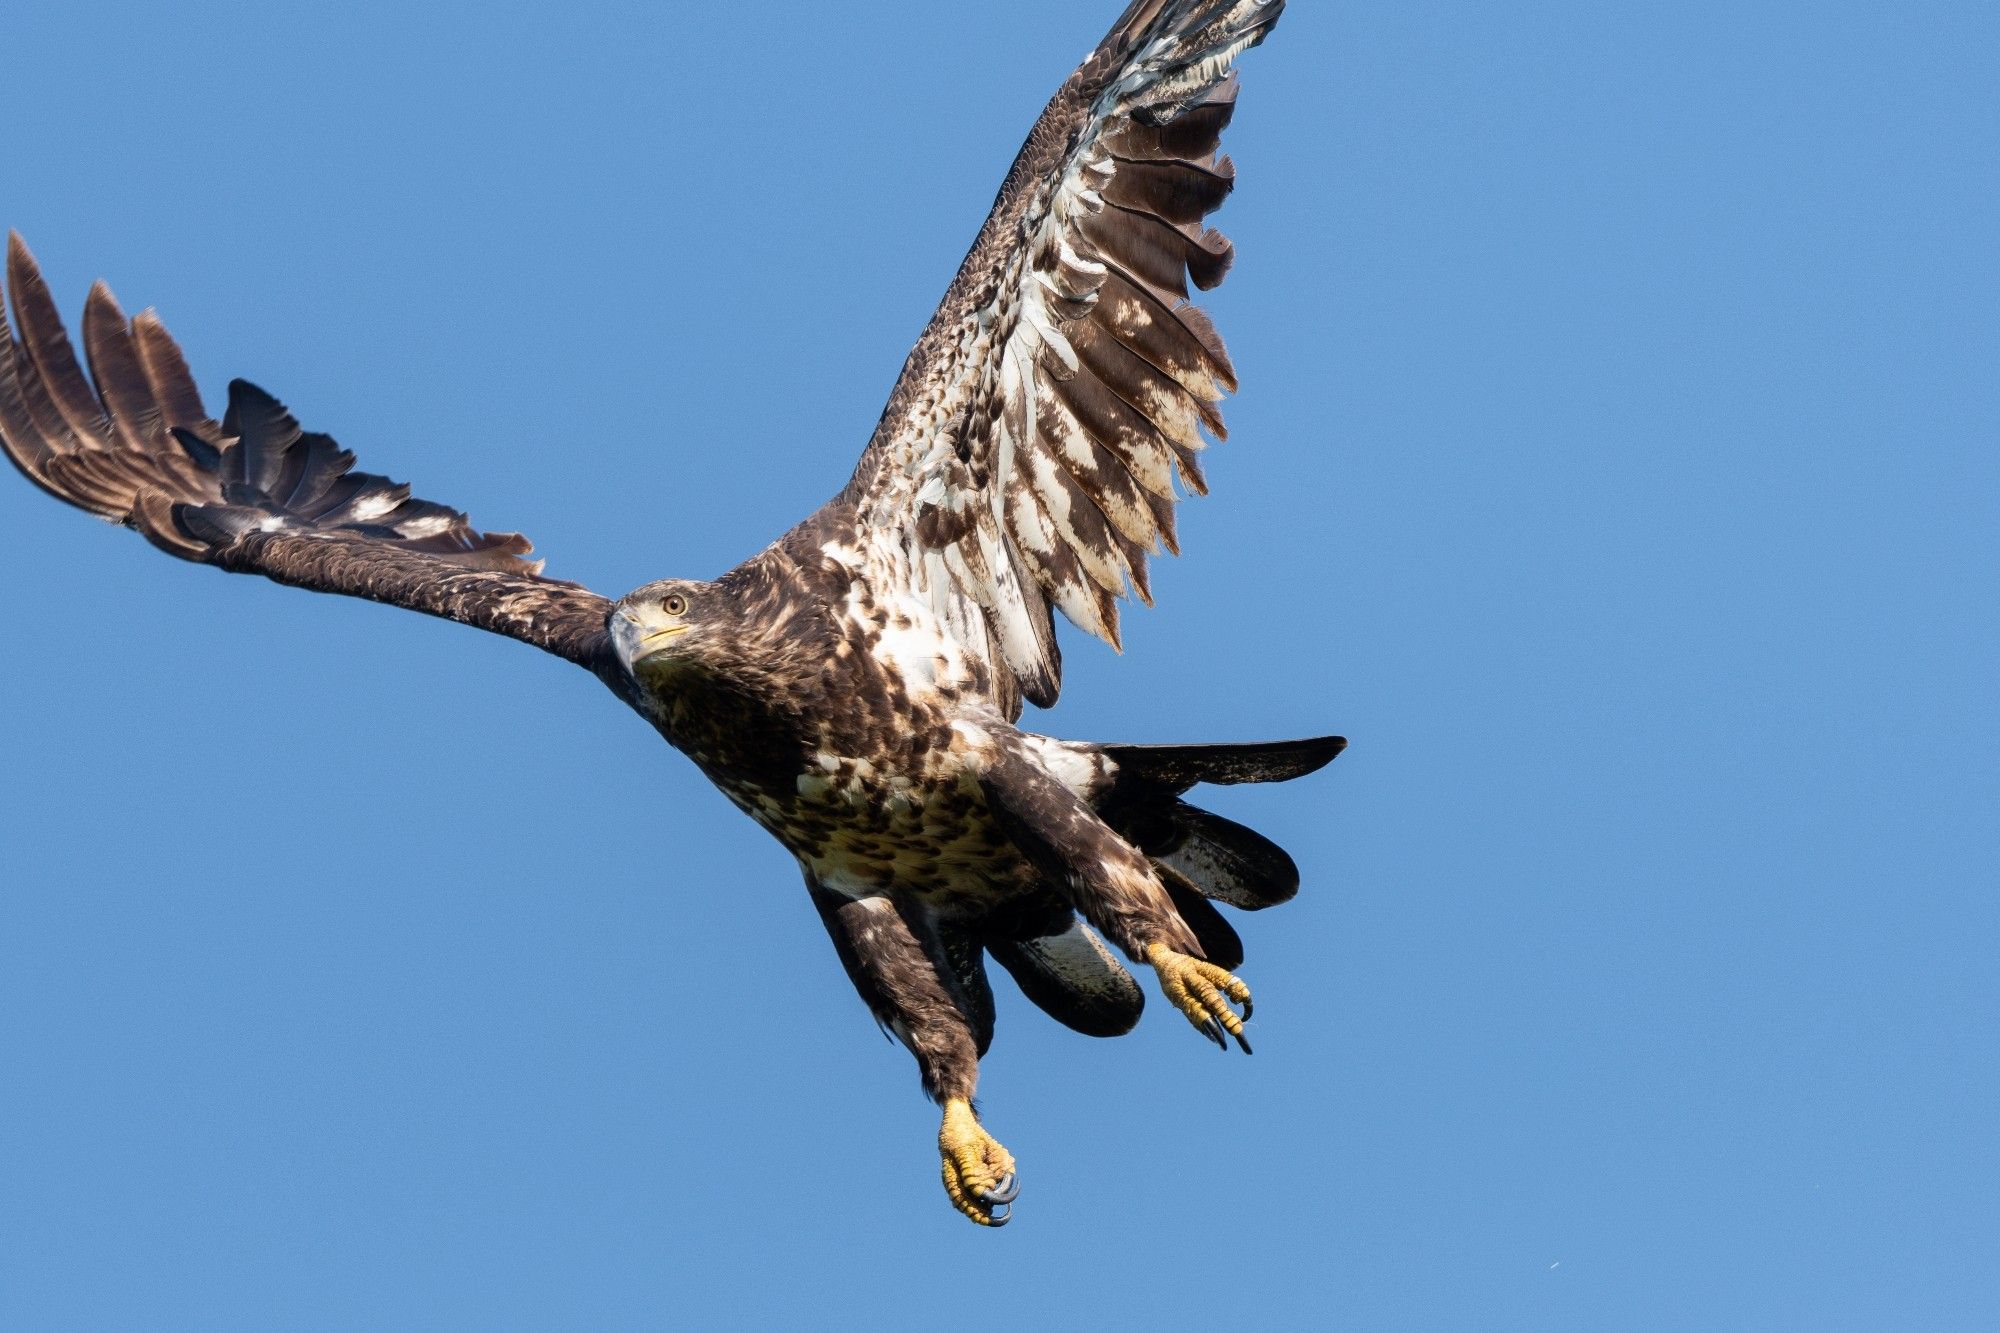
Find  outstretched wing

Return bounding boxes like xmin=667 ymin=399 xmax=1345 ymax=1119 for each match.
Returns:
xmin=0 ymin=234 xmax=618 ymax=679
xmin=841 ymin=0 xmax=1284 ymax=713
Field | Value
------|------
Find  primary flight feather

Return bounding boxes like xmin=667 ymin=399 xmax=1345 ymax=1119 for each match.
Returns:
xmin=1 ymin=0 xmax=1339 ymax=1227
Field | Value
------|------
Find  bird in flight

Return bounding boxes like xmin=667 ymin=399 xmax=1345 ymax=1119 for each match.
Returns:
xmin=1 ymin=0 xmax=1340 ymax=1226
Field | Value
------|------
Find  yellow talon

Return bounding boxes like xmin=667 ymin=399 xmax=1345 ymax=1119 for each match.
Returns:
xmin=938 ymin=1098 xmax=1019 ymax=1227
xmin=1146 ymin=942 xmax=1254 ymax=1052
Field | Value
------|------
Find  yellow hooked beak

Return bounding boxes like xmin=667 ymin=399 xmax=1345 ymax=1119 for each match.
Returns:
xmin=637 ymin=625 xmax=690 ymax=654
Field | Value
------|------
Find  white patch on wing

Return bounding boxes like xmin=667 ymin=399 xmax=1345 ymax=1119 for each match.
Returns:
xmin=394 ymin=514 xmax=454 ymax=537
xmin=1018 ymin=733 xmax=1107 ymax=796
xmin=840 ymin=578 xmax=970 ymax=696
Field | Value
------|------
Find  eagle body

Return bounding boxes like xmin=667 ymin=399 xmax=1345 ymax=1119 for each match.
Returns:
xmin=615 ymin=513 xmax=1002 ymax=845
xmin=619 ymin=509 xmax=1111 ymax=925
xmin=3 ymin=0 xmax=1346 ymax=1226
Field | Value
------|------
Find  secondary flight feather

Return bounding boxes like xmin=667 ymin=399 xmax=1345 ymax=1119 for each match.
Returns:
xmin=2 ymin=0 xmax=1338 ymax=1227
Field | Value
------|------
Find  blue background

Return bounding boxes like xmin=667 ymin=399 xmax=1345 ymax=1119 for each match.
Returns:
xmin=2 ymin=1 xmax=1994 ymax=1327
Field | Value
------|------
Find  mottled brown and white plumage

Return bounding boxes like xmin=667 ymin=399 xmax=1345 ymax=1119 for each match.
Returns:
xmin=1 ymin=0 xmax=1341 ymax=1227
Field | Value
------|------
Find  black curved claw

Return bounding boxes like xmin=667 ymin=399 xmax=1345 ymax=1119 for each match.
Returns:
xmin=1241 ymin=993 xmax=1254 ymax=1022
xmin=981 ymin=1172 xmax=1020 ymax=1206
xmin=985 ymin=1200 xmax=1013 ymax=1227
xmin=1232 ymin=1026 xmax=1254 ymax=1055
xmin=1202 ymin=1018 xmax=1228 ymax=1050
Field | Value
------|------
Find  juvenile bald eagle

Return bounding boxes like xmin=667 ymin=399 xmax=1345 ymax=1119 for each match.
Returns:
xmin=1 ymin=0 xmax=1340 ymax=1226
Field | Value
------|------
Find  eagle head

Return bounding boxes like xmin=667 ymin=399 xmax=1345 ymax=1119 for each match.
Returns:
xmin=610 ymin=578 xmax=722 ymax=682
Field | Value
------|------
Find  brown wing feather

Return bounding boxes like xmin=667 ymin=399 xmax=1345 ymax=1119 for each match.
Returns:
xmin=0 ymin=233 xmax=616 ymax=676
xmin=841 ymin=0 xmax=1285 ymax=716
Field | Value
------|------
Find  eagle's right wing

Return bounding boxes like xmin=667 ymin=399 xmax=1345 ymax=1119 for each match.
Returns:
xmin=839 ymin=0 xmax=1284 ymax=716
xmin=0 ymin=234 xmax=620 ymax=680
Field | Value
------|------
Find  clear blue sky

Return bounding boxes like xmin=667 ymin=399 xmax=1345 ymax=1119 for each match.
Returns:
xmin=1 ymin=1 xmax=1994 ymax=1328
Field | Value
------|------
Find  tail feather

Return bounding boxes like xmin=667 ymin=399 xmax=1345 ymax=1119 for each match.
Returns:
xmin=1095 ymin=734 xmax=1341 ymax=913
xmin=1099 ymin=735 xmax=1345 ymax=792
xmin=1152 ymin=803 xmax=1299 ymax=910
xmin=985 ymin=918 xmax=1145 ymax=1038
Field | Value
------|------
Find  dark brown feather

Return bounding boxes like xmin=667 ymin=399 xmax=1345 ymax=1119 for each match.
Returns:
xmin=1096 ymin=268 xmax=1236 ymax=399
xmin=1072 ymin=316 xmax=1224 ymax=452
xmin=130 ymin=309 xmax=215 ymax=437
xmin=1035 ymin=374 xmax=1168 ymax=553
xmin=82 ymin=284 xmax=164 ymax=453
xmin=1102 ymin=82 xmax=1239 ymax=160
xmin=0 ymin=310 xmax=58 ymax=483
xmin=1102 ymin=155 xmax=1236 ymax=225
xmin=7 ymin=232 xmax=112 ymax=449
xmin=14 ymin=328 xmax=91 ymax=458
xmin=1078 ymin=203 xmax=1236 ymax=299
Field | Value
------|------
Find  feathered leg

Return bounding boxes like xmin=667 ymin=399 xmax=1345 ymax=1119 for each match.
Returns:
xmin=807 ymin=880 xmax=1019 ymax=1226
xmin=978 ymin=740 xmax=1255 ymax=1053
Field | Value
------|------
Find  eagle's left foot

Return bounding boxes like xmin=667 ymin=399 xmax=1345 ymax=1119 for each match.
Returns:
xmin=939 ymin=1098 xmax=1019 ymax=1227
xmin=1146 ymin=942 xmax=1254 ymax=1053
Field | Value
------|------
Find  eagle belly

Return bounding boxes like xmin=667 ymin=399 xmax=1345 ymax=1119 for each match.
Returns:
xmin=691 ymin=700 xmax=1086 ymax=917
xmin=784 ymin=726 xmax=1041 ymax=913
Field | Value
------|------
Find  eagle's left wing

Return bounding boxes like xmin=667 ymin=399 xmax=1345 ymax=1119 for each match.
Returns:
xmin=840 ymin=0 xmax=1284 ymax=716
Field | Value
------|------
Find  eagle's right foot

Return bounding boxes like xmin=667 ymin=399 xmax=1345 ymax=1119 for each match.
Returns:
xmin=938 ymin=1098 xmax=1018 ymax=1227
xmin=1146 ymin=942 xmax=1254 ymax=1053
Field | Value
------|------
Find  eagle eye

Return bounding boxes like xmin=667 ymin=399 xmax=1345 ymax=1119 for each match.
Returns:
xmin=662 ymin=593 xmax=689 ymax=617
